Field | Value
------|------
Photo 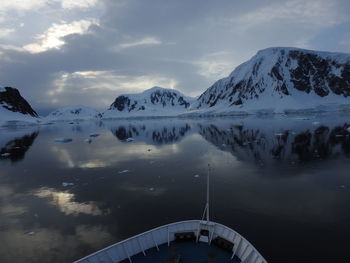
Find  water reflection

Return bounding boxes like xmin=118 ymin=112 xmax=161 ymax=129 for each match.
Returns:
xmin=1 ymin=117 xmax=350 ymax=263
xmin=198 ymin=121 xmax=350 ymax=165
xmin=0 ymin=131 xmax=38 ymax=162
xmin=108 ymin=119 xmax=192 ymax=144
xmin=34 ymin=188 xmax=107 ymax=216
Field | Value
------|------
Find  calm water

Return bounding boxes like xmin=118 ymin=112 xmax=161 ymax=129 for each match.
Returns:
xmin=1 ymin=115 xmax=350 ymax=263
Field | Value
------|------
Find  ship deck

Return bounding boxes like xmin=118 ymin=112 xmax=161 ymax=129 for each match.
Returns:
xmin=122 ymin=241 xmax=241 ymax=263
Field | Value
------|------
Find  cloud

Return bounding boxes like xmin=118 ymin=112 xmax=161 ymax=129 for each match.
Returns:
xmin=0 ymin=0 xmax=98 ymax=13
xmin=118 ymin=37 xmax=162 ymax=49
xmin=35 ymin=187 xmax=105 ymax=216
xmin=60 ymin=0 xmax=98 ymax=9
xmin=0 ymin=28 xmax=15 ymax=37
xmin=194 ymin=51 xmax=237 ymax=80
xmin=0 ymin=0 xmax=349 ymax=111
xmin=23 ymin=19 xmax=98 ymax=53
xmin=0 ymin=0 xmax=49 ymax=13
xmin=47 ymin=70 xmax=178 ymax=107
xmin=232 ymin=0 xmax=345 ymax=30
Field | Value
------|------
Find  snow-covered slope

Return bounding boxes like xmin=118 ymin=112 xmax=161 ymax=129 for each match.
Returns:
xmin=192 ymin=47 xmax=350 ymax=115
xmin=45 ymin=105 xmax=102 ymax=121
xmin=0 ymin=87 xmax=39 ymax=125
xmin=103 ymin=87 xmax=194 ymax=118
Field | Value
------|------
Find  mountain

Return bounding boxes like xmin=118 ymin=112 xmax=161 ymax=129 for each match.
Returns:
xmin=45 ymin=105 xmax=102 ymax=121
xmin=103 ymin=87 xmax=194 ymax=118
xmin=0 ymin=87 xmax=39 ymax=125
xmin=192 ymin=47 xmax=350 ymax=115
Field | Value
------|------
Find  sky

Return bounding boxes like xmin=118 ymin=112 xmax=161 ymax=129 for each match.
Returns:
xmin=0 ymin=0 xmax=350 ymax=115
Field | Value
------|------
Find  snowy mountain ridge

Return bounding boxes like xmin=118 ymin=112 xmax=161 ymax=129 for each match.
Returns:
xmin=45 ymin=105 xmax=102 ymax=121
xmin=103 ymin=86 xmax=194 ymax=118
xmin=191 ymin=47 xmax=350 ymax=114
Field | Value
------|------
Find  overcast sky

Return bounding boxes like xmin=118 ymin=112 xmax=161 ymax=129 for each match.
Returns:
xmin=0 ymin=0 xmax=350 ymax=114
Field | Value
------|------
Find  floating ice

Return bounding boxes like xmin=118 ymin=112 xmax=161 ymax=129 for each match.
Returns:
xmin=312 ymin=121 xmax=321 ymax=126
xmin=26 ymin=231 xmax=36 ymax=236
xmin=274 ymin=133 xmax=284 ymax=136
xmin=55 ymin=138 xmax=72 ymax=143
xmin=194 ymin=174 xmax=200 ymax=178
xmin=89 ymin=133 xmax=100 ymax=137
xmin=62 ymin=182 xmax=74 ymax=187
xmin=1 ymin=153 xmax=10 ymax=157
xmin=126 ymin=137 xmax=134 ymax=142
xmin=295 ymin=117 xmax=310 ymax=120
xmin=118 ymin=170 xmax=129 ymax=174
xmin=84 ymin=138 xmax=92 ymax=143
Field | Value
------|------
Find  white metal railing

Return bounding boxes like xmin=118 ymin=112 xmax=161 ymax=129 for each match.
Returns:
xmin=74 ymin=220 xmax=268 ymax=263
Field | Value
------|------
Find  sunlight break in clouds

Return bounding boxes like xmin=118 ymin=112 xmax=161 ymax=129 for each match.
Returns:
xmin=46 ymin=70 xmax=179 ymax=108
xmin=51 ymin=70 xmax=177 ymax=95
xmin=23 ymin=19 xmax=98 ymax=53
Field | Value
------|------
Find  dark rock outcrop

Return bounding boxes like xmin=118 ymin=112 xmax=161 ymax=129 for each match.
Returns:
xmin=0 ymin=87 xmax=38 ymax=117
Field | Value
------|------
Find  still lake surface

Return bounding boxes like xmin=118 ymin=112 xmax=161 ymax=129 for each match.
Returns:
xmin=1 ymin=115 xmax=350 ymax=263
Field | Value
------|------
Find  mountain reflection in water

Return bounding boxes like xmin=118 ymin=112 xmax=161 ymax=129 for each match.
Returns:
xmin=0 ymin=131 xmax=39 ymax=162
xmin=0 ymin=116 xmax=350 ymax=263
xmin=108 ymin=118 xmax=350 ymax=165
xmin=199 ymin=122 xmax=350 ymax=165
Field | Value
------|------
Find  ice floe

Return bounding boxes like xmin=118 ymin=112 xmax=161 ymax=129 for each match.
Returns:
xmin=55 ymin=138 xmax=72 ymax=143
xmin=62 ymin=182 xmax=74 ymax=187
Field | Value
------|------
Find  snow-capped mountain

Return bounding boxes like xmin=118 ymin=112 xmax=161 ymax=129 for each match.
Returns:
xmin=192 ymin=47 xmax=350 ymax=115
xmin=0 ymin=87 xmax=39 ymax=125
xmin=45 ymin=105 xmax=102 ymax=121
xmin=103 ymin=87 xmax=194 ymax=118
